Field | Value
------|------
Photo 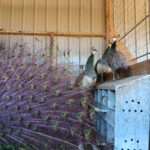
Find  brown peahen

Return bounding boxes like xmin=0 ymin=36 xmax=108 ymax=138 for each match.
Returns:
xmin=0 ymin=50 xmax=101 ymax=150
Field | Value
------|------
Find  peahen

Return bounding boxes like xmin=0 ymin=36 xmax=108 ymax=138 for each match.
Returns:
xmin=0 ymin=52 xmax=101 ymax=150
xmin=94 ymin=44 xmax=112 ymax=82
xmin=106 ymin=36 xmax=128 ymax=80
xmin=75 ymin=48 xmax=97 ymax=88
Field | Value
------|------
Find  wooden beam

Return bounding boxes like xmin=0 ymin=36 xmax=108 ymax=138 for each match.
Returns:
xmin=0 ymin=30 xmax=105 ymax=37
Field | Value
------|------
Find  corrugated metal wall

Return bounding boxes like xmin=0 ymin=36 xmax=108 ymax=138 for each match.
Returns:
xmin=0 ymin=0 xmax=105 ymax=72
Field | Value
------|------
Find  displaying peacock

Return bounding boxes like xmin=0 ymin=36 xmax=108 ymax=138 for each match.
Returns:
xmin=0 ymin=50 xmax=101 ymax=150
xmin=75 ymin=48 xmax=97 ymax=88
xmin=106 ymin=36 xmax=128 ymax=80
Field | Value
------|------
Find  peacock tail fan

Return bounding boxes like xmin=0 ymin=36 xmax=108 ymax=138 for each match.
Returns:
xmin=0 ymin=54 xmax=100 ymax=150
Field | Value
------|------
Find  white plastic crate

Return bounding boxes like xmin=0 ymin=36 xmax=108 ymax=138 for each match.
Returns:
xmin=94 ymin=75 xmax=150 ymax=150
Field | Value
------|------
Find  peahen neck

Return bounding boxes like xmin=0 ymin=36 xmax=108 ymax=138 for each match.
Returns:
xmin=111 ymin=41 xmax=117 ymax=51
xmin=102 ymin=46 xmax=111 ymax=59
xmin=85 ymin=53 xmax=94 ymax=70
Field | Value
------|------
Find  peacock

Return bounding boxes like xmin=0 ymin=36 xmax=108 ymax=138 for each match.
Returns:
xmin=0 ymin=50 xmax=101 ymax=150
xmin=94 ymin=44 xmax=112 ymax=82
xmin=75 ymin=48 xmax=97 ymax=88
xmin=106 ymin=36 xmax=128 ymax=80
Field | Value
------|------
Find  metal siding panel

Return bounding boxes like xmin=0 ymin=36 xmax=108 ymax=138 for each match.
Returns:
xmin=23 ymin=0 xmax=35 ymax=31
xmin=35 ymin=0 xmax=46 ymax=32
xmin=22 ymin=36 xmax=34 ymax=54
xmin=80 ymin=38 xmax=91 ymax=66
xmin=80 ymin=0 xmax=91 ymax=32
xmin=69 ymin=0 xmax=80 ymax=32
xmin=46 ymin=0 xmax=58 ymax=32
xmin=91 ymin=37 xmax=104 ymax=63
xmin=0 ymin=0 xmax=11 ymax=30
xmin=56 ymin=37 xmax=69 ymax=64
xmin=58 ymin=0 xmax=69 ymax=32
xmin=125 ymin=0 xmax=135 ymax=32
xmin=92 ymin=0 xmax=104 ymax=32
xmin=69 ymin=37 xmax=80 ymax=74
xmin=11 ymin=0 xmax=23 ymax=31
xmin=9 ymin=35 xmax=22 ymax=56
xmin=34 ymin=36 xmax=46 ymax=55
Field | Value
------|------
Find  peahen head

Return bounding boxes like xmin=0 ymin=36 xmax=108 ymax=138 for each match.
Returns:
xmin=112 ymin=34 xmax=120 ymax=42
xmin=111 ymin=35 xmax=120 ymax=51
xmin=91 ymin=48 xmax=97 ymax=55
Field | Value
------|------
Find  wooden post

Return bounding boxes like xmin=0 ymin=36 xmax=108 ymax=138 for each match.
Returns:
xmin=50 ymin=34 xmax=55 ymax=64
xmin=148 ymin=0 xmax=150 ymax=73
xmin=105 ymin=0 xmax=111 ymax=42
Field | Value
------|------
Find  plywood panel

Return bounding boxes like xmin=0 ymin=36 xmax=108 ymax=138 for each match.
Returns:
xmin=46 ymin=0 xmax=58 ymax=32
xmin=80 ymin=0 xmax=91 ymax=32
xmin=23 ymin=0 xmax=35 ymax=31
xmin=35 ymin=0 xmax=46 ymax=32
xmin=69 ymin=0 xmax=80 ymax=32
xmin=92 ymin=0 xmax=104 ymax=32
xmin=58 ymin=0 xmax=69 ymax=32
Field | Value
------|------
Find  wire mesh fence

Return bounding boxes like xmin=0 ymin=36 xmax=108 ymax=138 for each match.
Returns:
xmin=109 ymin=0 xmax=150 ymax=74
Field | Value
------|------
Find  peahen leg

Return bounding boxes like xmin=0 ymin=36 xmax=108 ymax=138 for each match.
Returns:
xmin=116 ymin=72 xmax=120 ymax=80
xmin=112 ymin=71 xmax=116 ymax=80
xmin=101 ymin=73 xmax=103 ymax=83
